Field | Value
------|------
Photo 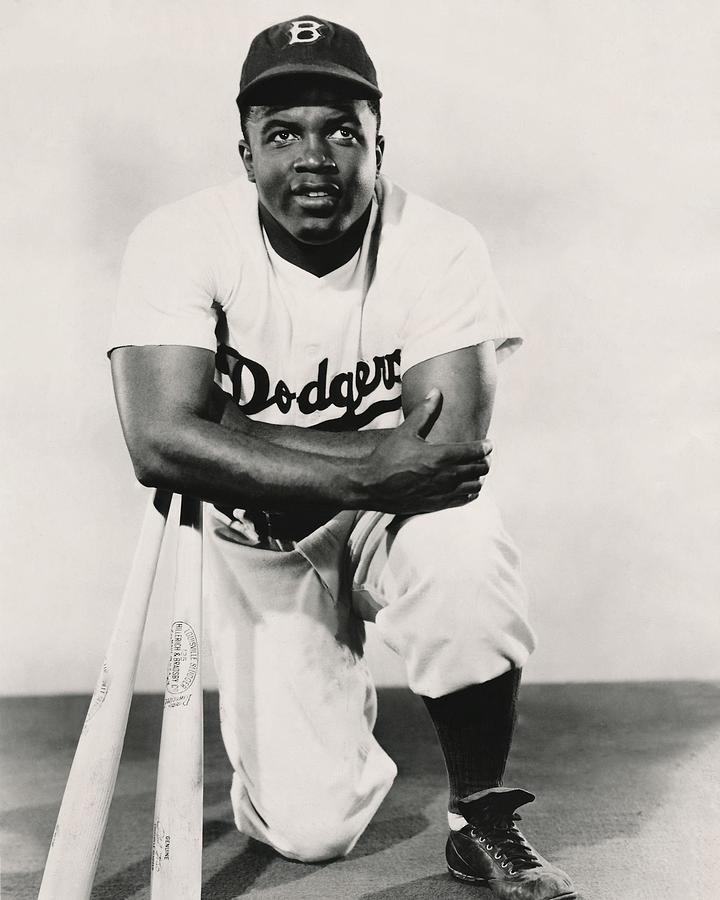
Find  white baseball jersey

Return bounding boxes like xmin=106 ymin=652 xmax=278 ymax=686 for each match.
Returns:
xmin=109 ymin=174 xmax=522 ymax=435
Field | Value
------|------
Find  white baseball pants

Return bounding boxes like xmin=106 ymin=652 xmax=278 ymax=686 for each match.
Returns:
xmin=204 ymin=490 xmax=536 ymax=862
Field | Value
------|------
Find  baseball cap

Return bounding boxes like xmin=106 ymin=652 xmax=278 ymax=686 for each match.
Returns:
xmin=237 ymin=14 xmax=381 ymax=105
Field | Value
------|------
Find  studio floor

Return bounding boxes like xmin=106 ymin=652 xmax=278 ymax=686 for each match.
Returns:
xmin=2 ymin=682 xmax=718 ymax=900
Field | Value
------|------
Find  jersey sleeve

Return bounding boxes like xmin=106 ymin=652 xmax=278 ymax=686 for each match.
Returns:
xmin=399 ymin=228 xmax=522 ymax=375
xmin=107 ymin=207 xmax=219 ymax=355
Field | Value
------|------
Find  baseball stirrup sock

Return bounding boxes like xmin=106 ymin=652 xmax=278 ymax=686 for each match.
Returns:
xmin=421 ymin=667 xmax=522 ymax=815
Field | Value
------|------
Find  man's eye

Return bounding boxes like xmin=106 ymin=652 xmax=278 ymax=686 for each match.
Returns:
xmin=270 ymin=131 xmax=298 ymax=144
xmin=329 ymin=128 xmax=356 ymax=142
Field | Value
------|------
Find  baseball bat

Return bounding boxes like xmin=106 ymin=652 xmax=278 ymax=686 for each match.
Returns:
xmin=38 ymin=488 xmax=173 ymax=900
xmin=150 ymin=494 xmax=204 ymax=899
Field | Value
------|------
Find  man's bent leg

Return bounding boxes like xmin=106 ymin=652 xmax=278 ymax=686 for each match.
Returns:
xmin=205 ymin=510 xmax=396 ymax=863
xmin=347 ymin=495 xmax=575 ymax=899
xmin=348 ymin=492 xmax=534 ymax=809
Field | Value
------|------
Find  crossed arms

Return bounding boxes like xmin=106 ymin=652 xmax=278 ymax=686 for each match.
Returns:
xmin=110 ymin=341 xmax=496 ymax=516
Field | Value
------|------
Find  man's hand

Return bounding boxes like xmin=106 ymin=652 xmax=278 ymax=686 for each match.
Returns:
xmin=353 ymin=389 xmax=492 ymax=514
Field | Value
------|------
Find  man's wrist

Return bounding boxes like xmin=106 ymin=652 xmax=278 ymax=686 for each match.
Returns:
xmin=333 ymin=457 xmax=371 ymax=510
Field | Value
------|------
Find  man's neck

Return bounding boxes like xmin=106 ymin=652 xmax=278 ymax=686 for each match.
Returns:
xmin=259 ymin=203 xmax=372 ymax=278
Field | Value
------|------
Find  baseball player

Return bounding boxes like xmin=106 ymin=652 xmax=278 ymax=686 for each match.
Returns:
xmin=108 ymin=15 xmax=575 ymax=900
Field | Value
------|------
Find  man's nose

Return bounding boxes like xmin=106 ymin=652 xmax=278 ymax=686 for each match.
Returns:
xmin=293 ymin=136 xmax=337 ymax=172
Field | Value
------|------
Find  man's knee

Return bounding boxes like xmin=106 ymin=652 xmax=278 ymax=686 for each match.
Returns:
xmin=231 ymin=749 xmax=397 ymax=863
xmin=390 ymin=495 xmax=515 ymax=575
xmin=386 ymin=499 xmax=527 ymax=614
xmin=271 ymin=813 xmax=364 ymax=862
xmin=375 ymin=499 xmax=537 ymax=695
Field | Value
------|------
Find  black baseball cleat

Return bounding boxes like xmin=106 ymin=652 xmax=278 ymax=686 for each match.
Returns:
xmin=446 ymin=788 xmax=576 ymax=900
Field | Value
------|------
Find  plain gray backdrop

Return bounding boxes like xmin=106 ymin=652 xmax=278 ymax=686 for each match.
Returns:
xmin=1 ymin=0 xmax=718 ymax=695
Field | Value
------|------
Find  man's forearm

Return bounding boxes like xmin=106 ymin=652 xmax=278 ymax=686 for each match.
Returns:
xmin=134 ymin=397 xmax=488 ymax=518
xmin=138 ymin=410 xmax=366 ymax=512
xmin=212 ymin=383 xmax=390 ymax=458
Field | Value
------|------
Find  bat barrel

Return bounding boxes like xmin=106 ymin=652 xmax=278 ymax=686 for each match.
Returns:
xmin=38 ymin=489 xmax=172 ymax=900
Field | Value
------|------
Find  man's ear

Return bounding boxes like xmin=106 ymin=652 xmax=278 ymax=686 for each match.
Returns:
xmin=238 ymin=140 xmax=255 ymax=183
xmin=375 ymin=135 xmax=385 ymax=174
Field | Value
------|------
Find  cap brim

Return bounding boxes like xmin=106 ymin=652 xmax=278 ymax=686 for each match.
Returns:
xmin=238 ymin=62 xmax=382 ymax=103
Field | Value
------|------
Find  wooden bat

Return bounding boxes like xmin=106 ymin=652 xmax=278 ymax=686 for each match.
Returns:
xmin=150 ymin=494 xmax=204 ymax=899
xmin=38 ymin=488 xmax=173 ymax=900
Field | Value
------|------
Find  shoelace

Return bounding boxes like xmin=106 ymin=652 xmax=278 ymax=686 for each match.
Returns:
xmin=470 ymin=813 xmax=542 ymax=874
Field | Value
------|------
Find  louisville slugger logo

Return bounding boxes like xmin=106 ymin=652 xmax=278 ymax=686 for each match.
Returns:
xmin=165 ymin=621 xmax=198 ymax=695
xmin=216 ymin=344 xmax=402 ymax=428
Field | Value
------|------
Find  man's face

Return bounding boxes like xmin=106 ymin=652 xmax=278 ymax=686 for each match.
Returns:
xmin=239 ymin=83 xmax=383 ymax=245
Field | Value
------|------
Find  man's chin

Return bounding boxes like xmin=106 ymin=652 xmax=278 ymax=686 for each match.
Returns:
xmin=291 ymin=221 xmax=345 ymax=246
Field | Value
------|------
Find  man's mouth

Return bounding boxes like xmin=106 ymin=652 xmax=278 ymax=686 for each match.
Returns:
xmin=292 ymin=182 xmax=341 ymax=198
xmin=291 ymin=183 xmax=341 ymax=213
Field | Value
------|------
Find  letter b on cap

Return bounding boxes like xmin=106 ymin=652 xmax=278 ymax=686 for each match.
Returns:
xmin=288 ymin=19 xmax=325 ymax=44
